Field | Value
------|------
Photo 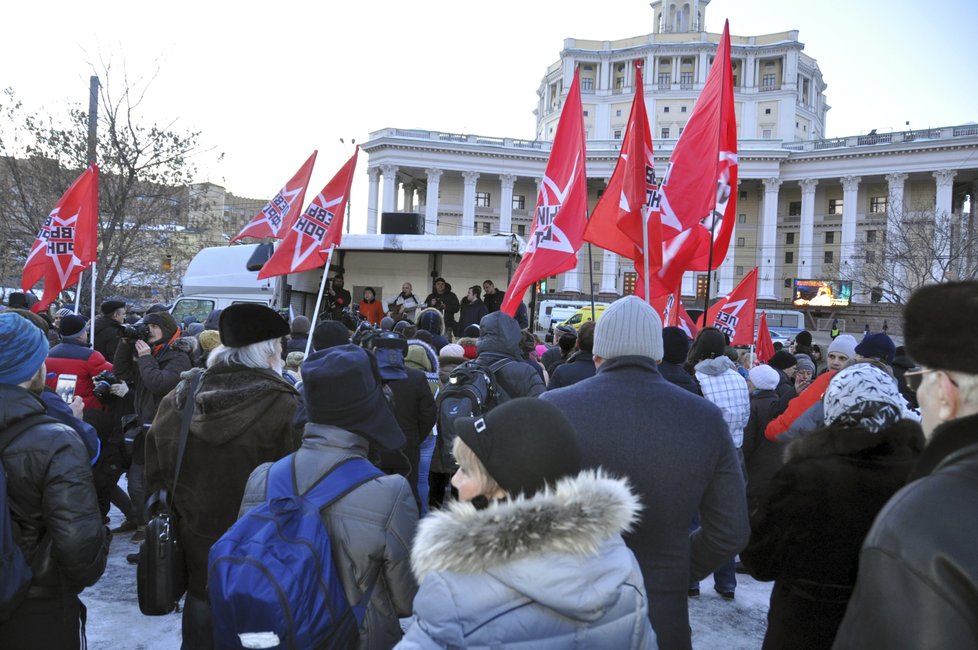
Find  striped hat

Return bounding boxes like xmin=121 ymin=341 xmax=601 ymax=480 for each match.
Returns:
xmin=0 ymin=312 xmax=49 ymax=385
xmin=593 ymin=296 xmax=663 ymax=361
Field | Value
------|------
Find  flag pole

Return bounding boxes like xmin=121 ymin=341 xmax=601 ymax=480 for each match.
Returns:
xmin=304 ymin=246 xmax=336 ymax=357
xmin=587 ymin=243 xmax=596 ymax=320
xmin=643 ymin=208 xmax=651 ymax=304
xmin=89 ymin=263 xmax=97 ymax=348
xmin=701 ymin=30 xmax=728 ymax=323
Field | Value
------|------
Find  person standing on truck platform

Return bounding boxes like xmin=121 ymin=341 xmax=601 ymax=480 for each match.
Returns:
xmin=388 ymin=282 xmax=420 ymax=322
xmin=359 ymin=287 xmax=386 ymax=327
xmin=324 ymin=275 xmax=352 ymax=321
xmin=482 ymin=279 xmax=504 ymax=313
xmin=458 ymin=286 xmax=489 ymax=334
xmin=424 ymin=277 xmax=460 ymax=337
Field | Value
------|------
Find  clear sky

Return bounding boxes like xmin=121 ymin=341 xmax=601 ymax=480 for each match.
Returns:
xmin=4 ymin=0 xmax=977 ymax=232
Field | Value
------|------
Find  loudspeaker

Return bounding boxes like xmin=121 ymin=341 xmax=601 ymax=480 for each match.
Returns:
xmin=381 ymin=212 xmax=423 ymax=235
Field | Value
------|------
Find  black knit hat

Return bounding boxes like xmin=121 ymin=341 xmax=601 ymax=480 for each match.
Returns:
xmin=312 ymin=320 xmax=350 ymax=351
xmin=795 ymin=330 xmax=813 ymax=347
xmin=769 ymin=349 xmax=797 ymax=370
xmin=100 ymin=299 xmax=126 ymax=316
xmin=688 ymin=327 xmax=727 ymax=363
xmin=904 ymin=281 xmax=978 ymax=374
xmin=661 ymin=326 xmax=691 ymax=364
xmin=218 ymin=304 xmax=289 ymax=347
xmin=59 ymin=314 xmax=88 ymax=337
xmin=456 ymin=397 xmax=582 ymax=498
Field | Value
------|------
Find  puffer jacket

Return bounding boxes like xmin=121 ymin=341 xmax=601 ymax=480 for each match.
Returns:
xmin=695 ymin=357 xmax=750 ymax=448
xmin=45 ymin=337 xmax=113 ymax=410
xmin=0 ymin=384 xmax=109 ymax=599
xmin=240 ymin=424 xmax=419 ymax=650
xmin=145 ymin=365 xmax=298 ymax=601
xmin=113 ymin=336 xmax=194 ymax=426
xmin=475 ymin=311 xmax=545 ymax=399
xmin=397 ymin=471 xmax=656 ymax=649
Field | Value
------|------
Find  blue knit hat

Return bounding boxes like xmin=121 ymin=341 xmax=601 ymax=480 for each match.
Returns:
xmin=855 ymin=332 xmax=896 ymax=365
xmin=0 ymin=312 xmax=49 ymax=385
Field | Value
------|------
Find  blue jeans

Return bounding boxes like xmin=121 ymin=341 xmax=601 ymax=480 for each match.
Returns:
xmin=418 ymin=435 xmax=435 ymax=517
xmin=689 ymin=512 xmax=737 ymax=593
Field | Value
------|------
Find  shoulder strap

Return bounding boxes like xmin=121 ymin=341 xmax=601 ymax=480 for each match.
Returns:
xmin=170 ymin=372 xmax=203 ymax=509
xmin=0 ymin=414 xmax=62 ymax=457
xmin=267 ymin=456 xmax=382 ymax=507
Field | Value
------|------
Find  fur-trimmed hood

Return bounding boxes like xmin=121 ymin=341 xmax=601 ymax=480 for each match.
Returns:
xmin=412 ymin=470 xmax=641 ymax=580
xmin=784 ymin=417 xmax=924 ymax=464
xmin=406 ymin=338 xmax=438 ymax=376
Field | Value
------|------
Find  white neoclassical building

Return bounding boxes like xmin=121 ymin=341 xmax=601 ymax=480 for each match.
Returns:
xmin=361 ymin=0 xmax=978 ymax=303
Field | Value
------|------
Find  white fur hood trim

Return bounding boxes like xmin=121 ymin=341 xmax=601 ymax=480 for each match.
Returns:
xmin=411 ymin=469 xmax=642 ymax=580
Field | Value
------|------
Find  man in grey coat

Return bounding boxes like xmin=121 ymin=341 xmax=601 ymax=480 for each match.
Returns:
xmin=239 ymin=345 xmax=419 ymax=650
xmin=542 ymin=296 xmax=749 ymax=650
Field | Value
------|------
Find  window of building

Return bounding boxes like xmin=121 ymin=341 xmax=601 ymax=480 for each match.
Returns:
xmin=870 ymin=196 xmax=888 ymax=213
xmin=736 ymin=266 xmax=744 ymax=276
xmin=614 ymin=129 xmax=622 ymax=139
xmin=788 ymin=201 xmax=801 ymax=216
xmin=583 ymin=110 xmax=589 ymax=117
xmin=583 ymin=65 xmax=593 ymax=71
xmin=762 ymin=73 xmax=776 ymax=88
xmin=762 ymin=129 xmax=772 ymax=138
xmin=786 ymin=232 xmax=796 ymax=245
xmin=866 ymin=230 xmax=877 ymax=243
xmin=828 ymin=198 xmax=843 ymax=215
xmin=581 ymin=78 xmax=594 ymax=92
xmin=765 ymin=61 xmax=775 ymax=68
xmin=482 ymin=223 xmax=491 ymax=234
xmin=738 ymin=214 xmax=747 ymax=224
xmin=616 ymin=109 xmax=622 ymax=117
xmin=679 ymin=127 xmax=684 ymax=135
xmin=785 ymin=251 xmax=794 ymax=263
xmin=658 ymin=73 xmax=670 ymax=86
xmin=475 ymin=192 xmax=491 ymax=208
xmin=663 ymin=106 xmax=670 ymax=113
xmin=512 ymin=195 xmax=525 ymax=210
xmin=593 ymin=261 xmax=601 ymax=270
xmin=681 ymin=106 xmax=687 ymax=113
xmin=824 ymin=250 xmax=834 ymax=264
xmin=661 ymin=128 xmax=670 ymax=138
xmin=517 ymin=224 xmax=526 ymax=236
xmin=740 ymin=190 xmax=748 ymax=200
xmin=866 ymin=250 xmax=876 ymax=263
xmin=825 ymin=231 xmax=835 ymax=244
xmin=765 ymin=108 xmax=772 ymax=114
xmin=737 ymin=237 xmax=745 ymax=247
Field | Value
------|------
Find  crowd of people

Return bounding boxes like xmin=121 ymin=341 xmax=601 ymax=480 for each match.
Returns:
xmin=0 ymin=279 xmax=976 ymax=650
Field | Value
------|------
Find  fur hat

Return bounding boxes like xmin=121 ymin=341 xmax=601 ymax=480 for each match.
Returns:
xmin=855 ymin=332 xmax=896 ymax=364
xmin=593 ymin=296 xmax=663 ymax=361
xmin=7 ymin=292 xmax=29 ymax=309
xmin=143 ymin=311 xmax=179 ymax=343
xmin=661 ymin=326 xmax=691 ymax=364
xmin=59 ymin=314 xmax=88 ymax=338
xmin=285 ymin=351 xmax=305 ymax=370
xmin=828 ymin=334 xmax=857 ymax=360
xmin=300 ymin=345 xmax=405 ymax=450
xmin=218 ymin=304 xmax=288 ymax=347
xmin=312 ymin=320 xmax=351 ymax=351
xmin=904 ymin=281 xmax=978 ymax=374
xmin=456 ymin=397 xmax=582 ymax=498
xmin=198 ymin=329 xmax=221 ymax=353
xmin=748 ymin=364 xmax=780 ymax=391
xmin=100 ymin=299 xmax=126 ymax=316
xmin=769 ymin=349 xmax=797 ymax=371
xmin=0 ymin=312 xmax=48 ymax=385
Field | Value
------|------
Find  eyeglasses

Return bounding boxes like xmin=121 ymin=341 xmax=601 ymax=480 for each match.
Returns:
xmin=904 ymin=367 xmax=959 ymax=393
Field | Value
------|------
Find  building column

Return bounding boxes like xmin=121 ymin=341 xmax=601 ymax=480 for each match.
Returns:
xmin=424 ymin=168 xmax=442 ymax=235
xmin=745 ymin=54 xmax=756 ymax=88
xmin=798 ymin=178 xmax=818 ymax=279
xmin=366 ymin=167 xmax=380 ymax=234
xmin=884 ymin=172 xmax=909 ymax=301
xmin=934 ymin=169 xmax=957 ymax=281
xmin=759 ymin=178 xmax=782 ymax=299
xmin=697 ymin=51 xmax=709 ymax=84
xmin=718 ymin=218 xmax=736 ymax=295
xmin=562 ymin=250 xmax=582 ymax=293
xmin=499 ymin=174 xmax=516 ymax=233
xmin=840 ymin=176 xmax=861 ymax=279
xmin=461 ymin=171 xmax=480 ymax=236
xmin=380 ymin=164 xmax=398 ymax=217
xmin=401 ymin=181 xmax=415 ymax=212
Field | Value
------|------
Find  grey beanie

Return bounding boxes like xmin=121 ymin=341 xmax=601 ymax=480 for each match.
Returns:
xmin=794 ymin=354 xmax=816 ymax=374
xmin=593 ymin=296 xmax=663 ymax=361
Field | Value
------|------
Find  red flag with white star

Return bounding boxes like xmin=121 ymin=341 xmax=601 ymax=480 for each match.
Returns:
xmin=703 ymin=267 xmax=758 ymax=346
xmin=230 ymin=151 xmax=317 ymax=242
xmin=21 ymin=164 xmax=99 ymax=313
xmin=258 ymin=147 xmax=358 ymax=279
xmin=501 ymin=70 xmax=588 ymax=315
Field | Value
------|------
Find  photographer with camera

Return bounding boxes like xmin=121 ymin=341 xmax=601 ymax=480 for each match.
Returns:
xmin=322 ymin=274 xmax=352 ymax=321
xmin=112 ymin=311 xmax=193 ymax=544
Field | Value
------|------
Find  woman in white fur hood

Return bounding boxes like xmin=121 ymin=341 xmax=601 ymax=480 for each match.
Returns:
xmin=396 ymin=398 xmax=657 ymax=649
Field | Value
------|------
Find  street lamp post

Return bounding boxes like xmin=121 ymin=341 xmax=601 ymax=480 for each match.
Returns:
xmin=340 ymin=138 xmax=356 ymax=233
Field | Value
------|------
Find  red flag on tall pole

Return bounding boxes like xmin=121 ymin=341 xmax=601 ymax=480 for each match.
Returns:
xmin=703 ymin=267 xmax=758 ymax=346
xmin=230 ymin=151 xmax=317 ymax=243
xmin=755 ymin=311 xmax=776 ymax=364
xmin=647 ymin=20 xmax=739 ymax=297
xmin=501 ymin=70 xmax=588 ymax=316
xmin=258 ymin=147 xmax=359 ymax=279
xmin=21 ymin=165 xmax=99 ymax=313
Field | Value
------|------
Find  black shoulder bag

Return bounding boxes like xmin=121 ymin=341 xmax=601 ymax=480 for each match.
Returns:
xmin=137 ymin=372 xmax=201 ymax=616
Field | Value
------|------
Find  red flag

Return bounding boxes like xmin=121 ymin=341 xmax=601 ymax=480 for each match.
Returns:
xmin=501 ymin=70 xmax=587 ymax=315
xmin=21 ymin=165 xmax=99 ymax=313
xmin=647 ymin=20 xmax=739 ymax=296
xmin=674 ymin=302 xmax=700 ymax=340
xmin=258 ymin=148 xmax=359 ymax=279
xmin=230 ymin=151 xmax=317 ymax=243
xmin=651 ymin=284 xmax=700 ymax=340
xmin=703 ymin=267 xmax=758 ymax=346
xmin=585 ymin=62 xmax=660 ymax=269
xmin=755 ymin=311 xmax=775 ymax=364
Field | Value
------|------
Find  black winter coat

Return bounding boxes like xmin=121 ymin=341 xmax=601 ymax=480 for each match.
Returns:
xmin=0 ymin=384 xmax=109 ymax=600
xmin=547 ymin=350 xmax=596 ymax=389
xmin=741 ymin=389 xmax=784 ymax=510
xmin=475 ymin=311 xmax=545 ymax=400
xmin=741 ymin=419 xmax=924 ymax=650
xmin=92 ymin=315 xmax=124 ymax=362
xmin=113 ymin=337 xmax=194 ymax=427
xmin=657 ymin=361 xmax=701 ymax=395
xmin=378 ymin=367 xmax=437 ymax=472
xmin=458 ymin=298 xmax=489 ymax=333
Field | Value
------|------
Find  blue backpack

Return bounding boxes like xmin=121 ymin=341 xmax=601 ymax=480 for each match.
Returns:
xmin=208 ymin=455 xmax=382 ymax=649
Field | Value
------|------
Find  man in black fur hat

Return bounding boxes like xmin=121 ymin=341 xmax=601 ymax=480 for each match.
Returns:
xmin=835 ymin=281 xmax=978 ymax=648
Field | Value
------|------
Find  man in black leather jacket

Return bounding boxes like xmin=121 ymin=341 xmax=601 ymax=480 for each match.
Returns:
xmin=834 ymin=281 xmax=978 ymax=649
xmin=0 ymin=312 xmax=109 ymax=649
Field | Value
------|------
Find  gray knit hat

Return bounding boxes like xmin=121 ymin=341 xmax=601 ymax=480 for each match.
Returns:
xmin=593 ymin=296 xmax=663 ymax=361
xmin=794 ymin=354 xmax=816 ymax=375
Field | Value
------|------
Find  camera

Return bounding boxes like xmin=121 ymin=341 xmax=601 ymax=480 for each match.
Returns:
xmin=351 ymin=319 xmax=380 ymax=348
xmin=92 ymin=370 xmax=122 ymax=403
xmin=121 ymin=322 xmax=152 ymax=343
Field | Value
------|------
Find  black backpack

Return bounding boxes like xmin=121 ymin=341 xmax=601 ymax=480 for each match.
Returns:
xmin=436 ymin=357 xmax=512 ymax=470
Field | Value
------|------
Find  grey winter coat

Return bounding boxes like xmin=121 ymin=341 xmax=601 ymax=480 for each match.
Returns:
xmin=240 ymin=424 xmax=419 ymax=650
xmin=475 ymin=311 xmax=545 ymax=399
xmin=397 ymin=471 xmax=656 ymax=649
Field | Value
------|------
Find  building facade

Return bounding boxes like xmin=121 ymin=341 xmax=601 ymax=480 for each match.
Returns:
xmin=362 ymin=1 xmax=978 ymax=303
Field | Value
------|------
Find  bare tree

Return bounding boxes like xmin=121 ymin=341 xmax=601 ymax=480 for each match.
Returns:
xmin=834 ymin=203 xmax=978 ymax=304
xmin=0 ymin=64 xmax=213 ymax=303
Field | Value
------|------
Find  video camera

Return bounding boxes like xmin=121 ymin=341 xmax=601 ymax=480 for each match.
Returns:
xmin=121 ymin=322 xmax=152 ymax=343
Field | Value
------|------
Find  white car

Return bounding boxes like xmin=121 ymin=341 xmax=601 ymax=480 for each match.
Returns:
xmin=768 ymin=330 xmax=793 ymax=347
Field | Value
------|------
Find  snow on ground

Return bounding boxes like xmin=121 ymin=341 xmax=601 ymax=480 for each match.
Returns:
xmin=86 ymin=504 xmax=772 ymax=649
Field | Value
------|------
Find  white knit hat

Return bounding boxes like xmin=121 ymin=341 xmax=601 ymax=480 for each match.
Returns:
xmin=828 ymin=334 xmax=857 ymax=360
xmin=748 ymin=364 xmax=780 ymax=391
xmin=593 ymin=296 xmax=663 ymax=361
